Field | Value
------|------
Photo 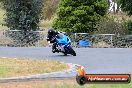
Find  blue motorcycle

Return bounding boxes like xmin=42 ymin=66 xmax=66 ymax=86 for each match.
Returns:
xmin=51 ymin=33 xmax=76 ymax=56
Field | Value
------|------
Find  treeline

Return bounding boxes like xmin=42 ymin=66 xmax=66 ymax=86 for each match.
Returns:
xmin=0 ymin=0 xmax=132 ymax=35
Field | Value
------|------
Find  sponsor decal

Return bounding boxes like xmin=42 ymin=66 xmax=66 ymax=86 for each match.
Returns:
xmin=76 ymin=66 xmax=131 ymax=85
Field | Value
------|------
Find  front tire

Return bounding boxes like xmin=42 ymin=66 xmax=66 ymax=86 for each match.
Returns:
xmin=63 ymin=52 xmax=67 ymax=56
xmin=68 ymin=46 xmax=76 ymax=56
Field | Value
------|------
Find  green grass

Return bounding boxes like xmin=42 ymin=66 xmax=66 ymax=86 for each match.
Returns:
xmin=0 ymin=78 xmax=131 ymax=88
xmin=92 ymin=83 xmax=132 ymax=88
xmin=0 ymin=66 xmax=10 ymax=77
xmin=55 ymin=83 xmax=132 ymax=88
xmin=0 ymin=57 xmax=68 ymax=78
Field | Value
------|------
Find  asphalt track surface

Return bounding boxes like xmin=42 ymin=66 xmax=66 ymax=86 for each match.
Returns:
xmin=0 ymin=47 xmax=132 ymax=74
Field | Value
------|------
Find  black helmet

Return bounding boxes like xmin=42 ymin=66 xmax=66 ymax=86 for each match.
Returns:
xmin=48 ymin=28 xmax=56 ymax=35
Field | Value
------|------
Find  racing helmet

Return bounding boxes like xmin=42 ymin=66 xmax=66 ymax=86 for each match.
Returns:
xmin=48 ymin=28 xmax=56 ymax=36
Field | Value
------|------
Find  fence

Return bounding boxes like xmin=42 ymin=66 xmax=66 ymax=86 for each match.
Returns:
xmin=0 ymin=30 xmax=132 ymax=48
xmin=69 ymin=33 xmax=132 ymax=48
xmin=0 ymin=30 xmax=47 ymax=47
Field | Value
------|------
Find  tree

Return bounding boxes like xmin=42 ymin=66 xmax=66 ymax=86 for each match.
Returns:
xmin=97 ymin=16 xmax=127 ymax=35
xmin=120 ymin=0 xmax=132 ymax=15
xmin=0 ymin=0 xmax=43 ymax=46
xmin=120 ymin=0 xmax=132 ymax=34
xmin=53 ymin=0 xmax=108 ymax=33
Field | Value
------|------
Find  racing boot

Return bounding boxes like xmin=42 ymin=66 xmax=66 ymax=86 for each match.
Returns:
xmin=52 ymin=49 xmax=56 ymax=53
xmin=52 ymin=43 xmax=57 ymax=53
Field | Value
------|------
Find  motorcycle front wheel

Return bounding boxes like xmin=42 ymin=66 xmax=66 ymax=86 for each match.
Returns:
xmin=63 ymin=52 xmax=67 ymax=56
xmin=68 ymin=46 xmax=76 ymax=56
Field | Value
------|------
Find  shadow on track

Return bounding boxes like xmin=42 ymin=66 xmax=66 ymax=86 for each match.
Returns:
xmin=49 ymin=54 xmax=72 ymax=58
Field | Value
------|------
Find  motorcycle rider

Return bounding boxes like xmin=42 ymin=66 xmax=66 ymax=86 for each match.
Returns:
xmin=46 ymin=28 xmax=65 ymax=53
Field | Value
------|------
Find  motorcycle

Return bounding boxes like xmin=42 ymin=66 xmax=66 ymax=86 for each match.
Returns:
xmin=51 ymin=33 xmax=76 ymax=56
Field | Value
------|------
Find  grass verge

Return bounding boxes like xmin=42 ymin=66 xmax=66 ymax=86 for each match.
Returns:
xmin=0 ymin=79 xmax=131 ymax=88
xmin=0 ymin=57 xmax=68 ymax=78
